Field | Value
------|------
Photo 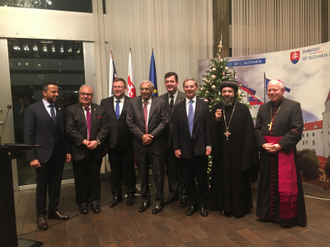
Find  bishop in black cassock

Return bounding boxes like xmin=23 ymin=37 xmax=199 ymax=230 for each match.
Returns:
xmin=255 ymin=79 xmax=306 ymax=227
xmin=210 ymin=82 xmax=259 ymax=218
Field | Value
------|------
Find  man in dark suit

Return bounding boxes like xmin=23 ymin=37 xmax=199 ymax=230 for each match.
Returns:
xmin=24 ymin=82 xmax=71 ymax=230
xmin=126 ymin=81 xmax=168 ymax=214
xmin=159 ymin=72 xmax=188 ymax=207
xmin=66 ymin=85 xmax=109 ymax=214
xmin=100 ymin=78 xmax=136 ymax=207
xmin=172 ymin=77 xmax=212 ymax=217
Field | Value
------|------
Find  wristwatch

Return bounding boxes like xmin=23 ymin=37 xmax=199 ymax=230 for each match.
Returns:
xmin=96 ymin=139 xmax=101 ymax=145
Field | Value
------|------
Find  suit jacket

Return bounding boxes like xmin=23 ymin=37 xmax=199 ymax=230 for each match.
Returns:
xmin=65 ymin=103 xmax=109 ymax=161
xmin=172 ymin=97 xmax=211 ymax=159
xmin=100 ymin=95 xmax=133 ymax=149
xmin=159 ymin=90 xmax=185 ymax=149
xmin=24 ymin=101 xmax=69 ymax=163
xmin=126 ymin=96 xmax=168 ymax=155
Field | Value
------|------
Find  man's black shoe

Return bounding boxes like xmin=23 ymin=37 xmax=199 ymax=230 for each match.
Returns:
xmin=164 ymin=196 xmax=179 ymax=205
xmin=180 ymin=197 xmax=188 ymax=207
xmin=200 ymin=206 xmax=209 ymax=217
xmin=79 ymin=207 xmax=88 ymax=214
xmin=109 ymin=196 xmax=122 ymax=208
xmin=91 ymin=205 xmax=101 ymax=214
xmin=152 ymin=204 xmax=163 ymax=214
xmin=139 ymin=201 xmax=150 ymax=213
xmin=126 ymin=194 xmax=135 ymax=206
xmin=186 ymin=205 xmax=198 ymax=216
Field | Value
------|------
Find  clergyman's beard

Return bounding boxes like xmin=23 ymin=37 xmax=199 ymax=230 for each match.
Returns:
xmin=223 ymin=97 xmax=234 ymax=106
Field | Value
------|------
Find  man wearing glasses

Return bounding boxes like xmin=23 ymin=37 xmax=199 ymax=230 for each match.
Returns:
xmin=101 ymin=78 xmax=136 ymax=208
xmin=66 ymin=85 xmax=109 ymax=215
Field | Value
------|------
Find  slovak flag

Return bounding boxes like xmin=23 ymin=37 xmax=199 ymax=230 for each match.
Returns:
xmin=249 ymin=95 xmax=264 ymax=106
xmin=127 ymin=48 xmax=136 ymax=98
xmin=108 ymin=50 xmax=118 ymax=97
xmin=238 ymin=82 xmax=256 ymax=95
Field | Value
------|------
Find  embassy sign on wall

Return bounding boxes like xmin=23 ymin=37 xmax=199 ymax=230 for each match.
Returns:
xmin=198 ymin=41 xmax=330 ymax=192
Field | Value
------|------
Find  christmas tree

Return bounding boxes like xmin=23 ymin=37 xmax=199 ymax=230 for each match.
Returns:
xmin=197 ymin=36 xmax=249 ymax=182
xmin=197 ymin=37 xmax=238 ymax=111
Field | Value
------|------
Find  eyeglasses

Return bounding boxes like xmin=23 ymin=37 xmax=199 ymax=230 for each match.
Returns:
xmin=267 ymin=89 xmax=280 ymax=93
xmin=80 ymin=92 xmax=93 ymax=97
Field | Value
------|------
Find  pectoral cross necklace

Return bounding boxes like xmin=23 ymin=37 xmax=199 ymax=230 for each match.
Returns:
xmin=268 ymin=98 xmax=284 ymax=131
xmin=223 ymin=102 xmax=236 ymax=140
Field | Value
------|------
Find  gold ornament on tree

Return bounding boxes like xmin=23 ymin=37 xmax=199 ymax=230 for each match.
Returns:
xmin=218 ymin=34 xmax=223 ymax=60
xmin=211 ymin=85 xmax=216 ymax=89
xmin=211 ymin=75 xmax=216 ymax=80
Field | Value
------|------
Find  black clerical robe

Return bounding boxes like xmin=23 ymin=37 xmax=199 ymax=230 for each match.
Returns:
xmin=210 ymin=102 xmax=259 ymax=217
xmin=255 ymin=98 xmax=307 ymax=227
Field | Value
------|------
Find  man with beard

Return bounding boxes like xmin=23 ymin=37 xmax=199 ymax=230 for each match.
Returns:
xmin=255 ymin=79 xmax=307 ymax=227
xmin=209 ymin=81 xmax=259 ymax=218
xmin=24 ymin=82 xmax=71 ymax=230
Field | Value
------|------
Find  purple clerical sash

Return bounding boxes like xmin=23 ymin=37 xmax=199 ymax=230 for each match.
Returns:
xmin=263 ymin=135 xmax=298 ymax=219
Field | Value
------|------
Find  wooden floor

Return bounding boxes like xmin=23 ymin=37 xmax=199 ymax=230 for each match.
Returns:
xmin=14 ymin=176 xmax=330 ymax=247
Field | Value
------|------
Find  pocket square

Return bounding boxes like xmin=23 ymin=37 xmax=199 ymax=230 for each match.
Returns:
xmin=97 ymin=116 xmax=102 ymax=119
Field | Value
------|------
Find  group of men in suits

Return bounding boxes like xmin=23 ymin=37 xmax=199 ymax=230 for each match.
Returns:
xmin=24 ymin=73 xmax=213 ymax=230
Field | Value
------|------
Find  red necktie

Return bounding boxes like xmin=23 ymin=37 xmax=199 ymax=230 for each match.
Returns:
xmin=85 ymin=107 xmax=91 ymax=140
xmin=143 ymin=101 xmax=148 ymax=134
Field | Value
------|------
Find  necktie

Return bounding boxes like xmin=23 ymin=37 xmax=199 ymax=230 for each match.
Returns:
xmin=115 ymin=100 xmax=120 ymax=119
xmin=188 ymin=100 xmax=194 ymax=137
xmin=143 ymin=101 xmax=148 ymax=134
xmin=49 ymin=104 xmax=56 ymax=122
xmin=169 ymin=94 xmax=174 ymax=112
xmin=85 ymin=107 xmax=91 ymax=140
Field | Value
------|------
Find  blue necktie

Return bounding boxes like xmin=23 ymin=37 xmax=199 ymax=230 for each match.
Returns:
xmin=49 ymin=104 xmax=56 ymax=122
xmin=188 ymin=100 xmax=194 ymax=137
xmin=115 ymin=100 xmax=120 ymax=119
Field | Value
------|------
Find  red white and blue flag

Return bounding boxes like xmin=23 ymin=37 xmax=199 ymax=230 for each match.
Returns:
xmin=249 ymin=95 xmax=264 ymax=106
xmin=127 ymin=48 xmax=136 ymax=98
xmin=108 ymin=50 xmax=118 ymax=97
xmin=238 ymin=82 xmax=256 ymax=95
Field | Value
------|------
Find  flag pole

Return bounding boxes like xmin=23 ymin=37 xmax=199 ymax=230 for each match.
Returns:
xmin=264 ymin=72 xmax=266 ymax=103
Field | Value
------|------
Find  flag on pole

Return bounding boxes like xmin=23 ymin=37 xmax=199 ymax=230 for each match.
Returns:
xmin=249 ymin=95 xmax=264 ymax=106
xmin=265 ymin=78 xmax=291 ymax=93
xmin=108 ymin=50 xmax=118 ymax=97
xmin=149 ymin=49 xmax=158 ymax=96
xmin=127 ymin=48 xmax=136 ymax=98
xmin=237 ymin=82 xmax=256 ymax=95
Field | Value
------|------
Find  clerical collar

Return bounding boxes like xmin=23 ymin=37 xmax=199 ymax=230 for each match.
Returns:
xmin=272 ymin=97 xmax=284 ymax=106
